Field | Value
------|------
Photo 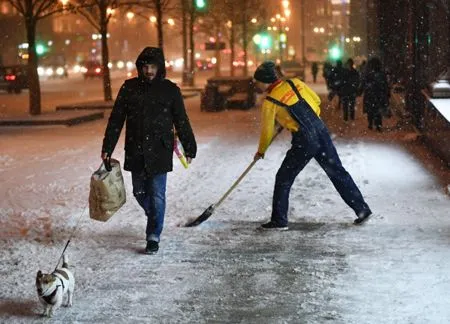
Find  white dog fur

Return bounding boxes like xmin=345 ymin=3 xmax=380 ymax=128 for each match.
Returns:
xmin=36 ymin=254 xmax=75 ymax=317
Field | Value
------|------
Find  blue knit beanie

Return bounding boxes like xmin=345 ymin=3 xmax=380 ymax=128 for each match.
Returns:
xmin=254 ymin=61 xmax=278 ymax=84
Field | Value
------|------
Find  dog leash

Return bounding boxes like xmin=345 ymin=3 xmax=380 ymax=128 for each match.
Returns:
xmin=53 ymin=202 xmax=88 ymax=272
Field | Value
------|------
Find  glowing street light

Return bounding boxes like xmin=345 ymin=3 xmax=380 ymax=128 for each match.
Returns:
xmin=149 ymin=16 xmax=157 ymax=23
xmin=126 ymin=12 xmax=135 ymax=20
xmin=167 ymin=18 xmax=175 ymax=26
xmin=253 ymin=34 xmax=261 ymax=44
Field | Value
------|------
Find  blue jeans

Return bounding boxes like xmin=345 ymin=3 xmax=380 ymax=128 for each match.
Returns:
xmin=132 ymin=172 xmax=167 ymax=242
xmin=271 ymin=128 xmax=371 ymax=226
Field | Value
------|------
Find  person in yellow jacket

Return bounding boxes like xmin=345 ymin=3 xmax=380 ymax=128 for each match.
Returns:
xmin=253 ymin=61 xmax=372 ymax=229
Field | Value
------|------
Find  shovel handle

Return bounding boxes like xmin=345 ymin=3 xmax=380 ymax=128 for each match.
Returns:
xmin=214 ymin=126 xmax=283 ymax=208
xmin=215 ymin=159 xmax=257 ymax=207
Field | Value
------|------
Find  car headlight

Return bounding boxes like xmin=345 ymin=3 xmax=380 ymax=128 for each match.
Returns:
xmin=56 ymin=67 xmax=65 ymax=75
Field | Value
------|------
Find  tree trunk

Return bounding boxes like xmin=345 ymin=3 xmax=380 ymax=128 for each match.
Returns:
xmin=242 ymin=1 xmax=248 ymax=77
xmin=188 ymin=4 xmax=195 ymax=86
xmin=181 ymin=0 xmax=189 ymax=85
xmin=230 ymin=19 xmax=235 ymax=76
xmin=405 ymin=0 xmax=425 ymax=129
xmin=156 ymin=0 xmax=164 ymax=49
xmin=214 ymin=27 xmax=221 ymax=77
xmin=26 ymin=18 xmax=41 ymax=115
xmin=100 ymin=23 xmax=112 ymax=101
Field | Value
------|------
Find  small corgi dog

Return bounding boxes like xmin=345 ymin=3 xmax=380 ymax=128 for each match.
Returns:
xmin=36 ymin=254 xmax=75 ymax=317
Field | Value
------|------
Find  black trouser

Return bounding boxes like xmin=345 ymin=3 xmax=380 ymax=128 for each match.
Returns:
xmin=342 ymin=96 xmax=356 ymax=121
xmin=367 ymin=108 xmax=383 ymax=129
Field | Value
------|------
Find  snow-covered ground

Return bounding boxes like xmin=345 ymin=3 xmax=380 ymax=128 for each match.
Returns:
xmin=1 ymin=87 xmax=449 ymax=323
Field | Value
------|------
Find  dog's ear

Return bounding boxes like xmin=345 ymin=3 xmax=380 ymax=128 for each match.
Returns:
xmin=37 ymin=270 xmax=42 ymax=278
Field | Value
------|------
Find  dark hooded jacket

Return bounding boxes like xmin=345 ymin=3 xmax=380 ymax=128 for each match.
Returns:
xmin=360 ymin=71 xmax=389 ymax=112
xmin=102 ymin=47 xmax=197 ymax=175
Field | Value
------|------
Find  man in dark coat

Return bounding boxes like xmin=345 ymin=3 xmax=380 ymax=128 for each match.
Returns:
xmin=101 ymin=47 xmax=197 ymax=254
xmin=358 ymin=57 xmax=389 ymax=131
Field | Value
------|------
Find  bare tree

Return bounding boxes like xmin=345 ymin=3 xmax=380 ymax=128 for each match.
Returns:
xmin=194 ymin=1 xmax=231 ymax=77
xmin=235 ymin=0 xmax=267 ymax=76
xmin=6 ymin=0 xmax=66 ymax=115
xmin=196 ymin=0 xmax=266 ymax=77
xmin=133 ymin=0 xmax=172 ymax=50
xmin=72 ymin=0 xmax=119 ymax=101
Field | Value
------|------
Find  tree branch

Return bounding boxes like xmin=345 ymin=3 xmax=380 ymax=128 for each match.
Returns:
xmin=6 ymin=0 xmax=25 ymax=15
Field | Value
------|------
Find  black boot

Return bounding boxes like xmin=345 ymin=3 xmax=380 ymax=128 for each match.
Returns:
xmin=145 ymin=240 xmax=159 ymax=254
xmin=354 ymin=211 xmax=373 ymax=225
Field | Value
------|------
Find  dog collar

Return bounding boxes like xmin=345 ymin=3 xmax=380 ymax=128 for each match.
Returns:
xmin=41 ymin=285 xmax=61 ymax=304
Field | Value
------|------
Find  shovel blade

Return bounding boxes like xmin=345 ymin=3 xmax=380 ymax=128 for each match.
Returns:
xmin=185 ymin=205 xmax=215 ymax=227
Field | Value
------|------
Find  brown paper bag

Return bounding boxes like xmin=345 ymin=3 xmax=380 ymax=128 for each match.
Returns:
xmin=89 ymin=159 xmax=126 ymax=222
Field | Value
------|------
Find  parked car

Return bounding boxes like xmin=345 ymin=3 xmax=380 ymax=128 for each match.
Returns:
xmin=81 ymin=61 xmax=103 ymax=79
xmin=280 ymin=60 xmax=305 ymax=80
xmin=0 ymin=65 xmax=28 ymax=94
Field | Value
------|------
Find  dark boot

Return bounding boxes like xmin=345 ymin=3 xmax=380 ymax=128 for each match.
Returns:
xmin=145 ymin=240 xmax=159 ymax=254
xmin=354 ymin=211 xmax=373 ymax=225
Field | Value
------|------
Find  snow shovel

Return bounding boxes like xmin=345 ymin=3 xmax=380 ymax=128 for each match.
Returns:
xmin=185 ymin=126 xmax=283 ymax=227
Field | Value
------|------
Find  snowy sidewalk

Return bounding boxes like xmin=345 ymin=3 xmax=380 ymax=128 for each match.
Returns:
xmin=1 ymin=88 xmax=450 ymax=323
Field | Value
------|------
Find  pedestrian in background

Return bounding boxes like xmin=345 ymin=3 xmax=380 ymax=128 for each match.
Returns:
xmin=252 ymin=61 xmax=372 ymax=230
xmin=328 ymin=60 xmax=344 ymax=108
xmin=323 ymin=61 xmax=333 ymax=91
xmin=101 ymin=47 xmax=197 ymax=254
xmin=311 ymin=62 xmax=319 ymax=83
xmin=358 ymin=57 xmax=389 ymax=131
xmin=340 ymin=58 xmax=360 ymax=122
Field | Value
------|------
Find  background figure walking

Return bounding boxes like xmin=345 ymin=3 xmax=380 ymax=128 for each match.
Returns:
xmin=340 ymin=58 xmax=360 ymax=122
xmin=311 ymin=62 xmax=319 ymax=83
xmin=358 ymin=57 xmax=390 ymax=131
xmin=328 ymin=60 xmax=344 ymax=108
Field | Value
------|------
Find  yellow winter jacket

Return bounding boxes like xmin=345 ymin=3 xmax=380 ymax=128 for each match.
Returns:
xmin=257 ymin=78 xmax=321 ymax=154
